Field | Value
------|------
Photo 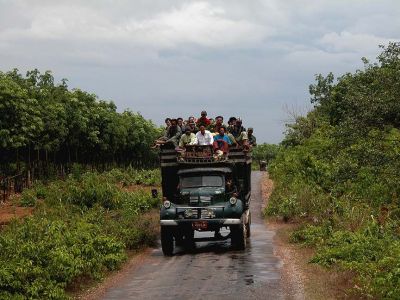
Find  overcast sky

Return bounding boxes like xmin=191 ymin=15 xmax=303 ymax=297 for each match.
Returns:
xmin=1 ymin=0 xmax=399 ymax=143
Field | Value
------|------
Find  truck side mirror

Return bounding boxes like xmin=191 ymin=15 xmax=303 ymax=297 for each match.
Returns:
xmin=151 ymin=189 xmax=158 ymax=198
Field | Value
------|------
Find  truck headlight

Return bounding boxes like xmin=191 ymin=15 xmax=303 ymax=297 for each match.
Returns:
xmin=163 ymin=200 xmax=171 ymax=209
xmin=229 ymin=197 xmax=237 ymax=205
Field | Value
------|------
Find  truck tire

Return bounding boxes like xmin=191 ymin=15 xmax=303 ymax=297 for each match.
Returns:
xmin=184 ymin=229 xmax=195 ymax=251
xmin=231 ymin=218 xmax=246 ymax=250
xmin=246 ymin=212 xmax=251 ymax=238
xmin=175 ymin=232 xmax=184 ymax=246
xmin=161 ymin=226 xmax=174 ymax=256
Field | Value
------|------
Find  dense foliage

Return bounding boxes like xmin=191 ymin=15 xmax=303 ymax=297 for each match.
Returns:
xmin=266 ymin=42 xmax=400 ymax=298
xmin=0 ymin=169 xmax=160 ymax=299
xmin=252 ymin=143 xmax=279 ymax=165
xmin=0 ymin=69 xmax=161 ymax=174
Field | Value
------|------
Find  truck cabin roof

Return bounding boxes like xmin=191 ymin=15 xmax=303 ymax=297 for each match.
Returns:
xmin=177 ymin=167 xmax=232 ymax=176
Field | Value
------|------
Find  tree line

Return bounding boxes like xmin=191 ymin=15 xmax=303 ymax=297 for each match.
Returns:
xmin=0 ymin=69 xmax=161 ymax=176
xmin=267 ymin=42 xmax=400 ymax=297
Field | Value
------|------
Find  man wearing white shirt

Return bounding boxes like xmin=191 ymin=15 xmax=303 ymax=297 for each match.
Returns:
xmin=196 ymin=125 xmax=213 ymax=145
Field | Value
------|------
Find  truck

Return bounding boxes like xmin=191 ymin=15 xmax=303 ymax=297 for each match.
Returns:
xmin=159 ymin=144 xmax=252 ymax=255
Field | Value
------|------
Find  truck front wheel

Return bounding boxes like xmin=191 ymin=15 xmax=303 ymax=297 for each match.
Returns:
xmin=231 ymin=218 xmax=246 ymax=250
xmin=246 ymin=212 xmax=251 ymax=238
xmin=161 ymin=226 xmax=174 ymax=256
xmin=183 ymin=228 xmax=195 ymax=250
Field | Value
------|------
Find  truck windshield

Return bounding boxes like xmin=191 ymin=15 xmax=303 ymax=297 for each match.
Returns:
xmin=181 ymin=175 xmax=223 ymax=188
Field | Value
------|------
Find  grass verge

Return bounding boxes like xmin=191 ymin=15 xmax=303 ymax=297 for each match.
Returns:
xmin=0 ymin=169 xmax=161 ymax=300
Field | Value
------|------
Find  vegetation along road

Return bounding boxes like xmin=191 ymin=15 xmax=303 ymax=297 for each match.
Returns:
xmin=100 ymin=171 xmax=287 ymax=300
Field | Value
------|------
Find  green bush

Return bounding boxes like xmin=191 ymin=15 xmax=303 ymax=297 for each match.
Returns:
xmin=19 ymin=189 xmax=37 ymax=207
xmin=0 ymin=210 xmax=126 ymax=299
xmin=63 ymin=173 xmax=120 ymax=209
xmin=0 ymin=169 xmax=160 ymax=299
xmin=290 ymin=224 xmax=332 ymax=246
xmin=103 ymin=168 xmax=160 ymax=186
xmin=32 ymin=181 xmax=47 ymax=199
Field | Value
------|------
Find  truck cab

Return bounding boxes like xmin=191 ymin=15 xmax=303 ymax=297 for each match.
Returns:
xmin=159 ymin=145 xmax=251 ymax=255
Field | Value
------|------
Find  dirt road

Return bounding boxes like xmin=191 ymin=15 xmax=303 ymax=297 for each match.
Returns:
xmin=101 ymin=171 xmax=285 ymax=299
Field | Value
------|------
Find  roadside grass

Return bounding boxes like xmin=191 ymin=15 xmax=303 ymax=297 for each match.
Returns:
xmin=0 ymin=168 xmax=161 ymax=300
xmin=265 ymin=176 xmax=400 ymax=299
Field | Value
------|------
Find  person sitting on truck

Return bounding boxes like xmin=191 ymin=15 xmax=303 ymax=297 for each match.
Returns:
xmin=187 ymin=116 xmax=196 ymax=124
xmin=152 ymin=117 xmax=173 ymax=148
xmin=247 ymin=128 xmax=257 ymax=146
xmin=179 ymin=126 xmax=197 ymax=147
xmin=227 ymin=117 xmax=237 ymax=132
xmin=159 ymin=119 xmax=182 ymax=147
xmin=177 ymin=117 xmax=184 ymax=131
xmin=196 ymin=110 xmax=211 ymax=128
xmin=165 ymin=117 xmax=172 ymax=129
xmin=209 ymin=115 xmax=225 ymax=135
xmin=231 ymin=118 xmax=248 ymax=144
xmin=222 ymin=117 xmax=235 ymax=144
xmin=187 ymin=121 xmax=198 ymax=133
xmin=196 ymin=125 xmax=213 ymax=145
xmin=213 ymin=126 xmax=232 ymax=145
xmin=213 ymin=127 xmax=231 ymax=158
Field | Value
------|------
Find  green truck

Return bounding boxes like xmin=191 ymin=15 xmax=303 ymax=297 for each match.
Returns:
xmin=159 ymin=145 xmax=252 ymax=255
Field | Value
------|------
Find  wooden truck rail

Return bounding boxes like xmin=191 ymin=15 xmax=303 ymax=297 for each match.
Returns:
xmin=159 ymin=145 xmax=252 ymax=167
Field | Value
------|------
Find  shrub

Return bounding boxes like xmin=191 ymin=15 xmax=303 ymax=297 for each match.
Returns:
xmin=0 ymin=210 xmax=126 ymax=299
xmin=19 ymin=189 xmax=37 ymax=207
xmin=32 ymin=181 xmax=47 ymax=199
xmin=0 ymin=168 xmax=161 ymax=299
xmin=63 ymin=173 xmax=120 ymax=209
xmin=290 ymin=224 xmax=332 ymax=246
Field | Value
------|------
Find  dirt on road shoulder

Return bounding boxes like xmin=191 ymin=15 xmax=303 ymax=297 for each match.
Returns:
xmin=0 ymin=198 xmax=34 ymax=226
xmin=261 ymin=172 xmax=357 ymax=300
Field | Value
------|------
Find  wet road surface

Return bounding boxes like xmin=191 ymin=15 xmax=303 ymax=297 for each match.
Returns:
xmin=102 ymin=171 xmax=284 ymax=299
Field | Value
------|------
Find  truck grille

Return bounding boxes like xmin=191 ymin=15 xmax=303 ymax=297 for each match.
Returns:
xmin=189 ymin=196 xmax=211 ymax=206
xmin=182 ymin=208 xmax=216 ymax=219
xmin=201 ymin=208 xmax=216 ymax=219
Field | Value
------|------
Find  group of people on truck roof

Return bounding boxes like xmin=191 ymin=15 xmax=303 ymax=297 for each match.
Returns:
xmin=153 ymin=111 xmax=256 ymax=155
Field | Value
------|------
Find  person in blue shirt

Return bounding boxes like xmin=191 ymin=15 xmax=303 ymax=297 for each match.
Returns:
xmin=213 ymin=127 xmax=231 ymax=157
xmin=213 ymin=126 xmax=232 ymax=145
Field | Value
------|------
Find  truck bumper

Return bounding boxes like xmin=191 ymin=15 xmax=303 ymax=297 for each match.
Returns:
xmin=160 ymin=218 xmax=242 ymax=226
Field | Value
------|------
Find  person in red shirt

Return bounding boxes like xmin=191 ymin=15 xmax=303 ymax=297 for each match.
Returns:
xmin=196 ymin=110 xmax=211 ymax=128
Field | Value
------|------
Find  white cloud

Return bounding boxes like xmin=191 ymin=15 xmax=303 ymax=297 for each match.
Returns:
xmin=0 ymin=2 xmax=268 ymax=49
xmin=319 ymin=31 xmax=393 ymax=54
xmin=127 ymin=2 xmax=268 ymax=48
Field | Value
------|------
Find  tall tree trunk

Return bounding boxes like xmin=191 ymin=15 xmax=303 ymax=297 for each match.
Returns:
xmin=16 ymin=148 xmax=20 ymax=173
xmin=28 ymin=144 xmax=31 ymax=168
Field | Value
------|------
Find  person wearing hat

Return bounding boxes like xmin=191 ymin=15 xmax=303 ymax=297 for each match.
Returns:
xmin=247 ymin=128 xmax=257 ymax=146
xmin=196 ymin=110 xmax=211 ymax=128
xmin=179 ymin=126 xmax=197 ymax=147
